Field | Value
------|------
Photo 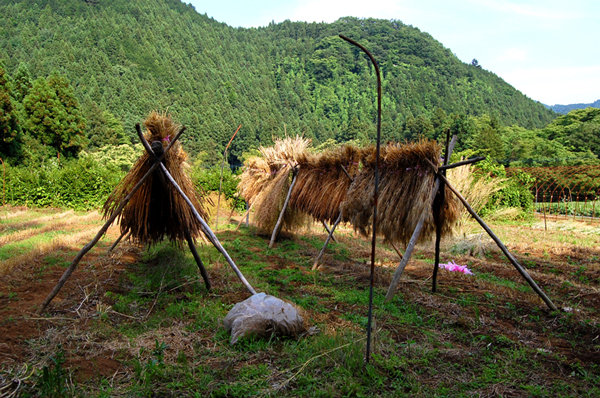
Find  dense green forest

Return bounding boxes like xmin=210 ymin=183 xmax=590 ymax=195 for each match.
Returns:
xmin=2 ymin=0 xmax=580 ymax=167
xmin=545 ymin=99 xmax=600 ymax=115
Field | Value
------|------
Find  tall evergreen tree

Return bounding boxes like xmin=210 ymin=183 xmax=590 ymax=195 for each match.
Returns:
xmin=0 ymin=63 xmax=20 ymax=154
xmin=22 ymin=73 xmax=87 ymax=156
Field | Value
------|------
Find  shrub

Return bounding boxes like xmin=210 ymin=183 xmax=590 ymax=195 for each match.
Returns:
xmin=5 ymin=157 xmax=124 ymax=210
xmin=190 ymin=164 xmax=244 ymax=210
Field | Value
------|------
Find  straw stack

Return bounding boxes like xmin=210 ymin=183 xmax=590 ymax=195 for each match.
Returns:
xmin=289 ymin=144 xmax=361 ymax=224
xmin=102 ymin=112 xmax=209 ymax=245
xmin=342 ymin=139 xmax=461 ymax=246
xmin=238 ymin=136 xmax=311 ymax=233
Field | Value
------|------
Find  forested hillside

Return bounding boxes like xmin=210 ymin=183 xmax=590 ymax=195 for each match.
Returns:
xmin=0 ymin=0 xmax=560 ymax=165
xmin=545 ymin=100 xmax=600 ymax=115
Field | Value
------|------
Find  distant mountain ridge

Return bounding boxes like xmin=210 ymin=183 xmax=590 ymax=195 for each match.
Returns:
xmin=544 ymin=100 xmax=600 ymax=114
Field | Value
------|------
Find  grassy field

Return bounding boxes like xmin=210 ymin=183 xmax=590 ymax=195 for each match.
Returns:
xmin=0 ymin=205 xmax=599 ymax=397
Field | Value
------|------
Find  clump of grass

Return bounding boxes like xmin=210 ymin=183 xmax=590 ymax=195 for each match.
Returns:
xmin=447 ymin=162 xmax=505 ymax=232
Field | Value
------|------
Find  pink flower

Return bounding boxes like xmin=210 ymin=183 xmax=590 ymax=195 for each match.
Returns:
xmin=439 ymin=261 xmax=473 ymax=275
xmin=162 ymin=135 xmax=171 ymax=144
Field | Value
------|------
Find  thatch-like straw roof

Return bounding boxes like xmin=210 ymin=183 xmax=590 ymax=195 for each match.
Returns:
xmin=102 ymin=112 xmax=209 ymax=245
xmin=341 ymin=139 xmax=461 ymax=246
xmin=289 ymin=144 xmax=361 ymax=224
xmin=238 ymin=136 xmax=311 ymax=233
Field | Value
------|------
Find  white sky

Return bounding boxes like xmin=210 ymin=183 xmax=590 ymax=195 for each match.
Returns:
xmin=187 ymin=0 xmax=599 ymax=106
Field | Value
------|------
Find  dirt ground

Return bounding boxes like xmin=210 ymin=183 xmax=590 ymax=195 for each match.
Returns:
xmin=1 ymin=207 xmax=599 ymax=396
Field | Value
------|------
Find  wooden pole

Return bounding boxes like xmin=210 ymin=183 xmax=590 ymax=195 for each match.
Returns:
xmin=439 ymin=156 xmax=485 ymax=170
xmin=160 ymin=163 xmax=257 ymax=296
xmin=108 ymin=230 xmax=130 ymax=253
xmin=389 ymin=241 xmax=404 ymax=260
xmin=432 ymin=134 xmax=457 ymax=292
xmin=184 ymin=228 xmax=211 ymax=291
xmin=236 ymin=202 xmax=254 ymax=231
xmin=216 ymin=125 xmax=241 ymax=231
xmin=322 ymin=221 xmax=338 ymax=243
xmin=38 ymin=127 xmax=186 ymax=314
xmin=269 ymin=168 xmax=298 ymax=249
xmin=385 ymin=178 xmax=441 ymax=302
xmin=312 ymin=212 xmax=343 ymax=270
xmin=428 ymin=161 xmax=557 ymax=311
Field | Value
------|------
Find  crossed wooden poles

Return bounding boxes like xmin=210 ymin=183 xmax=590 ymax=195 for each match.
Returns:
xmin=286 ymin=133 xmax=557 ymax=311
xmin=38 ymin=126 xmax=256 ymax=314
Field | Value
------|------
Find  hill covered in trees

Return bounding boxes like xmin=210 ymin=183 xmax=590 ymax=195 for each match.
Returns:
xmin=545 ymin=100 xmax=600 ymax=115
xmin=0 ymin=0 xmax=563 ymax=165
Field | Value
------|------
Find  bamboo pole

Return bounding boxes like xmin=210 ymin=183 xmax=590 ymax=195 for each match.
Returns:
xmin=269 ymin=168 xmax=298 ymax=249
xmin=38 ymin=127 xmax=187 ymax=314
xmin=427 ymin=160 xmax=557 ymax=311
xmin=160 ymin=163 xmax=257 ymax=296
xmin=184 ymin=228 xmax=211 ymax=291
xmin=312 ymin=212 xmax=343 ymax=270
xmin=216 ymin=125 xmax=241 ymax=231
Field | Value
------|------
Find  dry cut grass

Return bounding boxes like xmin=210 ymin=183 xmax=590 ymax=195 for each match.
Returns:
xmin=239 ymin=136 xmax=311 ymax=233
xmin=342 ymin=140 xmax=461 ymax=246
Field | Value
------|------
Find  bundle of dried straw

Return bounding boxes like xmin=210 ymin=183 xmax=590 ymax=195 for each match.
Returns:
xmin=238 ymin=136 xmax=311 ymax=233
xmin=342 ymin=139 xmax=461 ymax=246
xmin=102 ymin=112 xmax=209 ymax=245
xmin=289 ymin=144 xmax=361 ymax=224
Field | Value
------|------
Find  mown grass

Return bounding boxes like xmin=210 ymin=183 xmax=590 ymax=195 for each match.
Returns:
xmin=1 ymin=213 xmax=599 ymax=397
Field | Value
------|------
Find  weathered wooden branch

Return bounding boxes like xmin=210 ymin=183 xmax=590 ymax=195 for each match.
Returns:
xmin=388 ymin=240 xmax=404 ymax=260
xmin=236 ymin=202 xmax=254 ymax=231
xmin=439 ymin=156 xmax=485 ymax=171
xmin=184 ymin=228 xmax=211 ymax=291
xmin=108 ymin=230 xmax=130 ymax=253
xmin=322 ymin=221 xmax=338 ymax=243
xmin=160 ymin=163 xmax=257 ymax=296
xmin=312 ymin=212 xmax=343 ymax=270
xmin=269 ymin=167 xmax=299 ymax=249
xmin=384 ymin=178 xmax=441 ymax=302
xmin=340 ymin=164 xmax=354 ymax=182
xmin=38 ymin=127 xmax=186 ymax=314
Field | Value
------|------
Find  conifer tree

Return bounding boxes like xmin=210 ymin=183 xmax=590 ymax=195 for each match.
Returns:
xmin=0 ymin=63 xmax=20 ymax=149
xmin=22 ymin=73 xmax=87 ymax=156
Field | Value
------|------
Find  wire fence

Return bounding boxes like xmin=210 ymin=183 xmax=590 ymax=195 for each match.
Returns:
xmin=507 ymin=165 xmax=600 ymax=223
